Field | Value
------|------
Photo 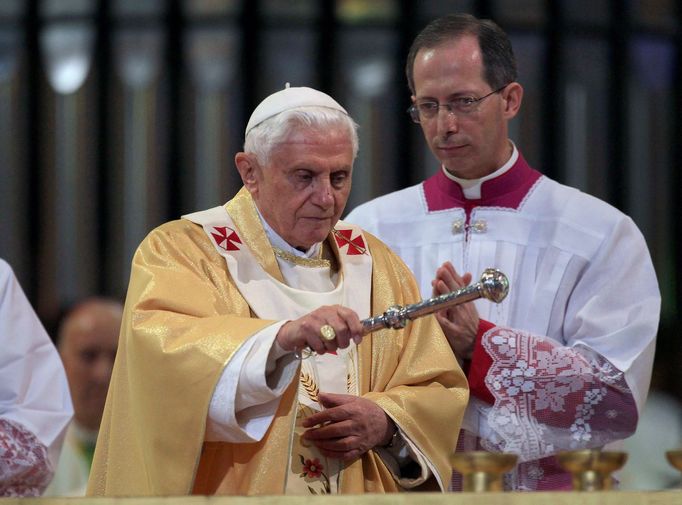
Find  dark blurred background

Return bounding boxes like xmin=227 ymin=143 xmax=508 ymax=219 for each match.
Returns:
xmin=0 ymin=0 xmax=680 ymax=400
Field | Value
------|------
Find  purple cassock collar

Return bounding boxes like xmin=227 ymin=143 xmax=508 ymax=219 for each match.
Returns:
xmin=423 ymin=152 xmax=543 ymax=212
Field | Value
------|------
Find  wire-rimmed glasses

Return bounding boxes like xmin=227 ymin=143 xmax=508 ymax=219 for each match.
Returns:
xmin=407 ymin=84 xmax=509 ymax=123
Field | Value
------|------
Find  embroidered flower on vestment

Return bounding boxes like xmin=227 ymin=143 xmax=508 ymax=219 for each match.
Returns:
xmin=301 ymin=458 xmax=323 ymax=479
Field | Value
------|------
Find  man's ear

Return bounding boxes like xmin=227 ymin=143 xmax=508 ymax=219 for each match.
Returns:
xmin=235 ymin=152 xmax=259 ymax=194
xmin=502 ymin=82 xmax=523 ymax=120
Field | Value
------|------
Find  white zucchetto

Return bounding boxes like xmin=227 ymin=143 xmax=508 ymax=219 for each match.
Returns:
xmin=245 ymin=83 xmax=348 ymax=136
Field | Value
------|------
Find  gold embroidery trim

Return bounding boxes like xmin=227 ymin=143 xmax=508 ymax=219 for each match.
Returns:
xmin=273 ymin=247 xmax=331 ymax=268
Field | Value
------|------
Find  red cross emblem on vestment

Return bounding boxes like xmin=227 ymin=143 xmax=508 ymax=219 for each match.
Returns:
xmin=211 ymin=226 xmax=242 ymax=251
xmin=333 ymin=229 xmax=366 ymax=255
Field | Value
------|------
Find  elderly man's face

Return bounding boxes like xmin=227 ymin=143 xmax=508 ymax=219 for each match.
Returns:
xmin=59 ymin=302 xmax=121 ymax=431
xmin=239 ymin=126 xmax=354 ymax=250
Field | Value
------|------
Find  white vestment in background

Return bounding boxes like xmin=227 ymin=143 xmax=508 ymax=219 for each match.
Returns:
xmin=0 ymin=259 xmax=73 ymax=496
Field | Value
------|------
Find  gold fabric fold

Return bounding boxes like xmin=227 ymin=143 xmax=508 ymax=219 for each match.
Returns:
xmin=88 ymin=189 xmax=468 ymax=496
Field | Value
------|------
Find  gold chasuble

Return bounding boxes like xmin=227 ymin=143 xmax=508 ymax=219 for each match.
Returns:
xmin=87 ymin=188 xmax=468 ymax=496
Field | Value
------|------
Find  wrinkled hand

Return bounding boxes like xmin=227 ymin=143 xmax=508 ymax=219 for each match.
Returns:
xmin=302 ymin=392 xmax=395 ymax=462
xmin=276 ymin=305 xmax=364 ymax=355
xmin=431 ymin=261 xmax=480 ymax=362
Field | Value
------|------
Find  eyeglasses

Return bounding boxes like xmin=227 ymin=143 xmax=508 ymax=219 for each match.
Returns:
xmin=407 ymin=84 xmax=509 ymax=123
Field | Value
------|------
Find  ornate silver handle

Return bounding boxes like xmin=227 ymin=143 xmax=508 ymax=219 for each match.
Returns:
xmin=297 ymin=268 xmax=509 ymax=359
xmin=361 ymin=268 xmax=509 ymax=334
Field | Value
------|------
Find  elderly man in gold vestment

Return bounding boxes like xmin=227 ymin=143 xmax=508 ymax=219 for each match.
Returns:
xmin=87 ymin=86 xmax=468 ymax=496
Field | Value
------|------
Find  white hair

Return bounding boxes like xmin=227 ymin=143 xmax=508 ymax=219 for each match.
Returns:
xmin=243 ymin=106 xmax=359 ymax=165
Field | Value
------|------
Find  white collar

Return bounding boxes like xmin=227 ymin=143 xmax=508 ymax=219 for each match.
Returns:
xmin=442 ymin=140 xmax=519 ymax=199
xmin=256 ymin=207 xmax=322 ymax=259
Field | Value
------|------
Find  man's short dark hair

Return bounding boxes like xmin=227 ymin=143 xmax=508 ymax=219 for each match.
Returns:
xmin=405 ymin=13 xmax=518 ymax=94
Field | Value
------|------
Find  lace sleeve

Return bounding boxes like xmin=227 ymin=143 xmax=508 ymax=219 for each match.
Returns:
xmin=480 ymin=326 xmax=638 ymax=462
xmin=0 ymin=419 xmax=54 ymax=497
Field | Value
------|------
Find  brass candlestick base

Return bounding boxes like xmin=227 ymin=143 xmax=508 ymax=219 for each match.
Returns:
xmin=665 ymin=449 xmax=682 ymax=472
xmin=450 ymin=451 xmax=518 ymax=492
xmin=556 ymin=449 xmax=627 ymax=491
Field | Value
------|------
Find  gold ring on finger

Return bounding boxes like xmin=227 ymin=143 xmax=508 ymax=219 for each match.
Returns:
xmin=320 ymin=324 xmax=336 ymax=342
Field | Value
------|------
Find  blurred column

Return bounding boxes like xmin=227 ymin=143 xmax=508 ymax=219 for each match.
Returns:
xmin=259 ymin=0 xmax=319 ymax=96
xmin=494 ymin=0 xmax=547 ymax=172
xmin=417 ymin=0 xmax=474 ymax=19
xmin=558 ymin=0 xmax=611 ymax=200
xmin=336 ymin=0 xmax=402 ymax=210
xmin=38 ymin=0 xmax=97 ymax=319
xmin=0 ymin=1 xmax=28 ymax=278
xmin=108 ymin=0 xmax=167 ymax=295
xmin=506 ymin=33 xmax=546 ymax=171
xmin=182 ymin=0 xmax=242 ymax=211
xmin=343 ymin=53 xmax=396 ymax=209
xmin=627 ymin=2 xmax=677 ymax=320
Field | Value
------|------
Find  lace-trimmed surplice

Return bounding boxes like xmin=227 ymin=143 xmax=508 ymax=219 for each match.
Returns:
xmin=346 ymin=146 xmax=660 ymax=491
xmin=0 ymin=419 xmax=53 ymax=496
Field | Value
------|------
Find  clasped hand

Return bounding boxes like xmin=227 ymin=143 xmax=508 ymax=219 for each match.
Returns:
xmin=302 ymin=392 xmax=395 ymax=461
xmin=431 ymin=261 xmax=480 ymax=362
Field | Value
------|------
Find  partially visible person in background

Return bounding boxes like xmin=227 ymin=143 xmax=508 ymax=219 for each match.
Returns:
xmin=44 ymin=298 xmax=123 ymax=497
xmin=0 ymin=258 xmax=73 ymax=497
